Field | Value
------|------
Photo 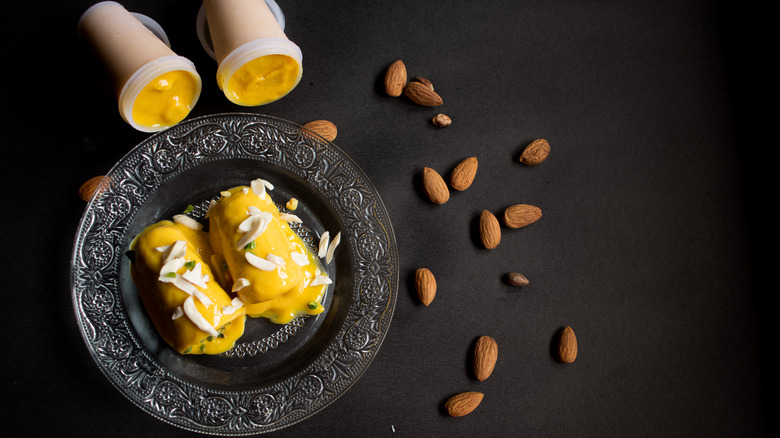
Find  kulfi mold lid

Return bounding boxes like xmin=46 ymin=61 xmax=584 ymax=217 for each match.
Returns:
xmin=196 ymin=0 xmax=286 ymax=61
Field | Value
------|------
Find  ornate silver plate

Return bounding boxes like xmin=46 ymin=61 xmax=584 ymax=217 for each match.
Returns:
xmin=70 ymin=113 xmax=398 ymax=435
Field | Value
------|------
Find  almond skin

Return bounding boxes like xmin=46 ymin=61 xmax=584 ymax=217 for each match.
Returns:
xmin=79 ymin=175 xmax=110 ymax=201
xmin=505 ymin=272 xmax=529 ymax=287
xmin=415 ymin=268 xmax=436 ymax=306
xmin=412 ymin=76 xmax=434 ymax=90
xmin=503 ymin=204 xmax=542 ymax=229
xmin=445 ymin=392 xmax=484 ymax=417
xmin=432 ymin=113 xmax=451 ymax=127
xmin=473 ymin=336 xmax=498 ymax=381
xmin=557 ymin=326 xmax=578 ymax=363
xmin=422 ymin=167 xmax=450 ymax=204
xmin=384 ymin=60 xmax=407 ymax=97
xmin=303 ymin=120 xmax=338 ymax=142
xmin=519 ymin=139 xmax=550 ymax=165
xmin=403 ymin=81 xmax=443 ymax=106
xmin=449 ymin=157 xmax=477 ymax=191
xmin=479 ymin=210 xmax=501 ymax=249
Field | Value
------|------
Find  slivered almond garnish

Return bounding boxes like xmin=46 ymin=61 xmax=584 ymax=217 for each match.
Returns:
xmin=155 ymin=245 xmax=169 ymax=253
xmin=222 ymin=297 xmax=244 ymax=315
xmin=291 ymin=251 xmax=309 ymax=266
xmin=159 ymin=258 xmax=186 ymax=280
xmin=220 ymin=191 xmax=231 ymax=197
xmin=193 ymin=290 xmax=213 ymax=307
xmin=279 ymin=213 xmax=302 ymax=223
xmin=171 ymin=306 xmax=184 ymax=320
xmin=310 ymin=275 xmax=332 ymax=286
xmin=245 ymin=252 xmax=276 ymax=271
xmin=171 ymin=276 xmax=198 ymax=295
xmin=182 ymin=262 xmax=208 ymax=288
xmin=248 ymin=206 xmax=262 ymax=215
xmin=242 ymin=187 xmax=250 ymax=194
xmin=318 ymin=231 xmax=330 ymax=258
xmin=326 ymin=231 xmax=341 ymax=264
xmin=236 ymin=212 xmax=272 ymax=249
xmin=251 ymin=178 xmax=274 ymax=199
xmin=232 ymin=278 xmax=250 ymax=292
xmin=162 ymin=240 xmax=187 ymax=263
xmin=266 ymin=253 xmax=286 ymax=266
xmin=182 ymin=296 xmax=218 ymax=337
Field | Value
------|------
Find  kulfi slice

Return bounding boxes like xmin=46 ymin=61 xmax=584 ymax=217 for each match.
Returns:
xmin=208 ymin=179 xmax=329 ymax=324
xmin=131 ymin=220 xmax=246 ymax=354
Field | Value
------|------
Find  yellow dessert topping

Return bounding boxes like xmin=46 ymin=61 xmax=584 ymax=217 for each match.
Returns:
xmin=223 ymin=54 xmax=300 ymax=106
xmin=130 ymin=179 xmax=331 ymax=354
xmin=131 ymin=70 xmax=199 ymax=129
xmin=130 ymin=221 xmax=246 ymax=355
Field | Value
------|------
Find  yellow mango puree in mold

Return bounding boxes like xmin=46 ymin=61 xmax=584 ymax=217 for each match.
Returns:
xmin=131 ymin=70 xmax=199 ymax=129
xmin=208 ymin=186 xmax=326 ymax=324
xmin=131 ymin=185 xmax=327 ymax=354
xmin=223 ymin=54 xmax=300 ymax=106
xmin=130 ymin=221 xmax=246 ymax=355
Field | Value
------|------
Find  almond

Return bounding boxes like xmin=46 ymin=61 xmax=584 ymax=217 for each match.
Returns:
xmin=432 ymin=113 xmax=451 ymax=127
xmin=445 ymin=391 xmax=484 ymax=417
xmin=412 ymin=76 xmax=434 ymax=90
xmin=505 ymin=272 xmax=529 ymax=287
xmin=449 ymin=156 xmax=477 ymax=191
xmin=303 ymin=120 xmax=338 ymax=142
xmin=422 ymin=167 xmax=450 ymax=204
xmin=415 ymin=268 xmax=436 ymax=306
xmin=479 ymin=210 xmax=501 ymax=249
xmin=519 ymin=139 xmax=550 ymax=165
xmin=79 ymin=175 xmax=111 ymax=201
xmin=403 ymin=81 xmax=443 ymax=106
xmin=473 ymin=335 xmax=498 ymax=381
xmin=384 ymin=60 xmax=407 ymax=97
xmin=557 ymin=326 xmax=578 ymax=363
xmin=503 ymin=204 xmax=541 ymax=229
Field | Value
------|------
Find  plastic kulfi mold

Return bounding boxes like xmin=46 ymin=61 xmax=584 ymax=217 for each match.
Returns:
xmin=199 ymin=0 xmax=302 ymax=107
xmin=78 ymin=1 xmax=202 ymax=132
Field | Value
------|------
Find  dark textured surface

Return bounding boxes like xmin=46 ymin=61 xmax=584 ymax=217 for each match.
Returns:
xmin=1 ymin=0 xmax=770 ymax=437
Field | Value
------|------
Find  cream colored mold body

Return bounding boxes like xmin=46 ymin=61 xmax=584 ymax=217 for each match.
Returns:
xmin=203 ymin=0 xmax=288 ymax=64
xmin=78 ymin=1 xmax=175 ymax=96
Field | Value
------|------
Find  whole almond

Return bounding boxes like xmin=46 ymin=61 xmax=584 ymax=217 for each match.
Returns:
xmin=79 ymin=175 xmax=111 ymax=201
xmin=415 ymin=268 xmax=436 ymax=306
xmin=505 ymin=272 xmax=529 ymax=287
xmin=449 ymin=156 xmax=477 ymax=191
xmin=432 ymin=113 xmax=452 ymax=128
xmin=445 ymin=391 xmax=484 ymax=417
xmin=479 ymin=210 xmax=501 ymax=249
xmin=557 ymin=326 xmax=578 ymax=363
xmin=403 ymin=81 xmax=443 ymax=106
xmin=384 ymin=60 xmax=407 ymax=97
xmin=503 ymin=204 xmax=542 ymax=229
xmin=303 ymin=120 xmax=338 ymax=141
xmin=422 ymin=167 xmax=450 ymax=204
xmin=473 ymin=336 xmax=498 ymax=381
xmin=412 ymin=76 xmax=434 ymax=90
xmin=519 ymin=139 xmax=550 ymax=165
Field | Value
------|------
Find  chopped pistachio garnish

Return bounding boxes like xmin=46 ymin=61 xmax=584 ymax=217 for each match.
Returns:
xmin=183 ymin=204 xmax=194 ymax=214
xmin=244 ymin=241 xmax=256 ymax=250
xmin=308 ymin=301 xmax=318 ymax=309
xmin=165 ymin=272 xmax=177 ymax=278
xmin=184 ymin=260 xmax=196 ymax=269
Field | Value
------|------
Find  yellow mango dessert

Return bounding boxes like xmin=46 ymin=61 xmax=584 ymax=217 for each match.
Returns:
xmin=130 ymin=221 xmax=246 ymax=355
xmin=221 ymin=54 xmax=301 ymax=106
xmin=208 ymin=179 xmax=328 ymax=324
xmin=130 ymin=179 xmax=336 ymax=354
xmin=131 ymin=69 xmax=200 ymax=130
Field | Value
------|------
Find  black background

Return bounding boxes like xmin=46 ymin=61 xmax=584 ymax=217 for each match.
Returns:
xmin=1 ymin=1 xmax=772 ymax=437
